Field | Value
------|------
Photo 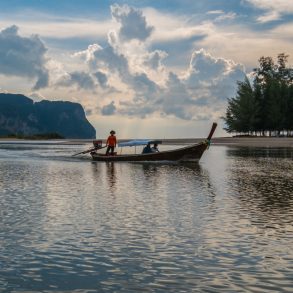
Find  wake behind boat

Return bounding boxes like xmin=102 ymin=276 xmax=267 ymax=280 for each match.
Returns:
xmin=89 ymin=123 xmax=217 ymax=162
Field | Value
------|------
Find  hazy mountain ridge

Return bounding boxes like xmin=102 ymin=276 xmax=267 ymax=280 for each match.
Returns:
xmin=0 ymin=93 xmax=96 ymax=138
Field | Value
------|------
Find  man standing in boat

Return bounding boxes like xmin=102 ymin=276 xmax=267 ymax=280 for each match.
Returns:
xmin=106 ymin=130 xmax=117 ymax=156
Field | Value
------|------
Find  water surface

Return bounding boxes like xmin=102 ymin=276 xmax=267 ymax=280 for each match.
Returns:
xmin=1 ymin=142 xmax=293 ymax=292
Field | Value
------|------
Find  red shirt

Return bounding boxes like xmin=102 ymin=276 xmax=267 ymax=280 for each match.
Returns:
xmin=107 ymin=135 xmax=117 ymax=147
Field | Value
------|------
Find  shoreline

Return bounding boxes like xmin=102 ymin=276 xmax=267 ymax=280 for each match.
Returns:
xmin=162 ymin=137 xmax=293 ymax=148
xmin=1 ymin=137 xmax=293 ymax=147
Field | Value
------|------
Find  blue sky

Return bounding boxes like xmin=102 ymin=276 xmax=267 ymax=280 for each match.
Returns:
xmin=0 ymin=0 xmax=292 ymax=138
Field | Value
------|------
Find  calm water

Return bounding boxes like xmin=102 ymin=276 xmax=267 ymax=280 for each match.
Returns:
xmin=0 ymin=142 xmax=293 ymax=293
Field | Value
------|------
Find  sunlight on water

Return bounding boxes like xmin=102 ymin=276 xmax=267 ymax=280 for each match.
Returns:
xmin=0 ymin=143 xmax=293 ymax=292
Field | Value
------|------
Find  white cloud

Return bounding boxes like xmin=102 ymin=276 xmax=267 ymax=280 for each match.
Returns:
xmin=206 ymin=10 xmax=237 ymax=22
xmin=215 ymin=12 xmax=237 ymax=22
xmin=194 ymin=21 xmax=293 ymax=68
xmin=187 ymin=49 xmax=230 ymax=80
xmin=0 ymin=5 xmax=249 ymax=125
xmin=101 ymin=101 xmax=116 ymax=115
xmin=111 ymin=4 xmax=154 ymax=41
xmin=73 ymin=44 xmax=103 ymax=63
xmin=100 ymin=47 xmax=245 ymax=121
xmin=271 ymin=22 xmax=293 ymax=38
xmin=142 ymin=50 xmax=168 ymax=70
xmin=94 ymin=71 xmax=108 ymax=88
xmin=57 ymin=5 xmax=247 ymax=121
xmin=0 ymin=12 xmax=115 ymax=40
xmin=246 ymin=0 xmax=293 ymax=12
xmin=207 ymin=10 xmax=224 ymax=15
xmin=0 ymin=25 xmax=49 ymax=89
xmin=58 ymin=71 xmax=96 ymax=90
xmin=0 ymin=2 xmax=291 ymax=137
xmin=184 ymin=49 xmax=246 ymax=109
xmin=256 ymin=11 xmax=281 ymax=23
xmin=245 ymin=0 xmax=293 ymax=22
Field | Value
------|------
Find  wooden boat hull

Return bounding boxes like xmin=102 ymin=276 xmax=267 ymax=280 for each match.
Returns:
xmin=91 ymin=123 xmax=217 ymax=162
xmin=91 ymin=141 xmax=209 ymax=162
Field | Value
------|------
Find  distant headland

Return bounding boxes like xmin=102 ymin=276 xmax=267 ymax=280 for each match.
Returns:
xmin=0 ymin=93 xmax=96 ymax=139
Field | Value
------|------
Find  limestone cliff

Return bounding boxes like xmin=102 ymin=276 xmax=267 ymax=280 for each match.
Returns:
xmin=0 ymin=93 xmax=96 ymax=138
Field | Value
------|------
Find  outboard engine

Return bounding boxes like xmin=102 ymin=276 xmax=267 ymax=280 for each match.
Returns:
xmin=93 ymin=140 xmax=102 ymax=149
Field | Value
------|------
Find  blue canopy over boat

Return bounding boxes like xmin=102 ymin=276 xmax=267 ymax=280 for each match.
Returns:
xmin=118 ymin=140 xmax=162 ymax=147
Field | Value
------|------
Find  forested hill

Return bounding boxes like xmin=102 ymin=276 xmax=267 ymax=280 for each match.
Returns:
xmin=0 ymin=93 xmax=96 ymax=139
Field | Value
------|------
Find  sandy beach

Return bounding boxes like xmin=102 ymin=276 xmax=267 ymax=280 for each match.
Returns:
xmin=162 ymin=137 xmax=293 ymax=148
xmin=214 ymin=137 xmax=293 ymax=147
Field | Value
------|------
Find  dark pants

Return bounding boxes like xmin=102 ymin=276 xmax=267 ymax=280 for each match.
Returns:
xmin=106 ymin=146 xmax=115 ymax=155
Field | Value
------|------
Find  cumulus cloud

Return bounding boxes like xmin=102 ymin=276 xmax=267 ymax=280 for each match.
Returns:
xmin=0 ymin=25 xmax=49 ymax=89
xmin=159 ymin=72 xmax=198 ymax=120
xmin=110 ymin=48 xmax=244 ymax=120
xmin=58 ymin=71 xmax=96 ymax=90
xmin=188 ymin=49 xmax=229 ymax=81
xmin=73 ymin=38 xmax=162 ymax=96
xmin=101 ymin=101 xmax=116 ymax=115
xmin=2 ymin=2 xmax=290 ymax=130
xmin=117 ymin=49 xmax=245 ymax=120
xmin=93 ymin=45 xmax=130 ymax=77
xmin=187 ymin=49 xmax=246 ymax=104
xmin=142 ymin=50 xmax=168 ymax=70
xmin=111 ymin=4 xmax=154 ymax=41
xmin=131 ymin=73 xmax=159 ymax=98
xmin=94 ymin=71 xmax=108 ymax=88
xmin=67 ymin=5 xmax=246 ymax=121
xmin=75 ymin=41 xmax=130 ymax=80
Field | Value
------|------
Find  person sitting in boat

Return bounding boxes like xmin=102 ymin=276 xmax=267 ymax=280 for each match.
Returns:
xmin=151 ymin=143 xmax=159 ymax=152
xmin=142 ymin=143 xmax=152 ymax=154
xmin=106 ymin=130 xmax=117 ymax=155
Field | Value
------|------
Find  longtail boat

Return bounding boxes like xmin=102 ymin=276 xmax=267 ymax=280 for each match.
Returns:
xmin=89 ymin=123 xmax=217 ymax=162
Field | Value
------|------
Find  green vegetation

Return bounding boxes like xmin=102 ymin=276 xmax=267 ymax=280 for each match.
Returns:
xmin=223 ymin=53 xmax=293 ymax=136
xmin=0 ymin=132 xmax=64 ymax=140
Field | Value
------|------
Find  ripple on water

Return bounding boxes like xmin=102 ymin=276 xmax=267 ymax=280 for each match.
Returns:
xmin=0 ymin=145 xmax=293 ymax=292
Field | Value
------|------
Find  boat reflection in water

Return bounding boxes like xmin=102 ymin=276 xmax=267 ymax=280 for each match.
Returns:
xmin=1 ymin=140 xmax=293 ymax=292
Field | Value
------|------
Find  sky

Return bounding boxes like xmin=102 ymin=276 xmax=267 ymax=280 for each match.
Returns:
xmin=0 ymin=0 xmax=292 ymax=138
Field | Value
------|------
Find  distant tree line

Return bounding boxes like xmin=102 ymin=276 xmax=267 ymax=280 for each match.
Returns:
xmin=223 ymin=53 xmax=293 ymax=136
